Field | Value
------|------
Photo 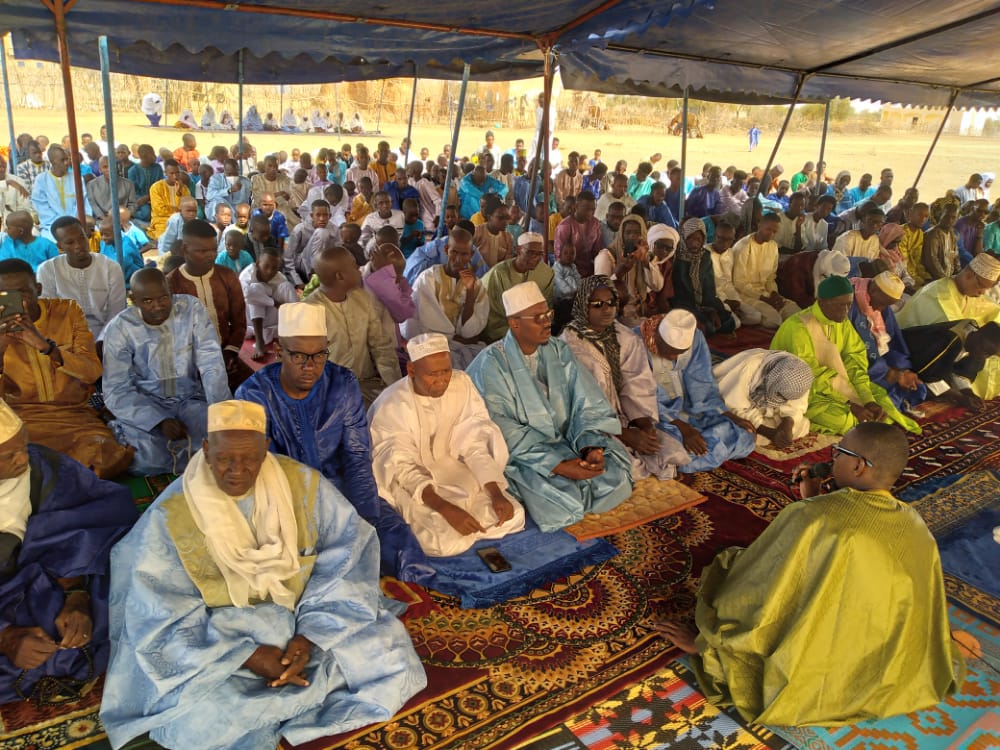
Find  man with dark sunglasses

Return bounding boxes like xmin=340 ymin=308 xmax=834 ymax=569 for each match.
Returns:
xmin=656 ymin=422 xmax=961 ymax=726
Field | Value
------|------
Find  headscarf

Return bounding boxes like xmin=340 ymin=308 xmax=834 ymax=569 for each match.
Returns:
xmin=833 ymin=170 xmax=851 ymax=204
xmin=606 ymin=216 xmax=650 ymax=321
xmin=678 ymin=217 xmax=708 ymax=305
xmin=566 ymin=275 xmax=624 ymax=394
xmin=749 ymin=351 xmax=814 ymax=409
xmin=930 ymin=195 xmax=960 ymax=225
xmin=201 ymin=105 xmax=217 ymax=129
xmin=878 ymin=222 xmax=906 ymax=266
xmin=850 ymin=277 xmax=889 ymax=355
xmin=640 ymin=313 xmax=665 ymax=358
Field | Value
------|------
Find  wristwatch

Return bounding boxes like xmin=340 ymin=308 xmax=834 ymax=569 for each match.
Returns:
xmin=42 ymin=339 xmax=57 ymax=356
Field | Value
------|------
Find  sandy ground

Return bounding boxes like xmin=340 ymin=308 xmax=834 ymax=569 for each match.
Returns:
xmin=2 ymin=108 xmax=995 ymax=203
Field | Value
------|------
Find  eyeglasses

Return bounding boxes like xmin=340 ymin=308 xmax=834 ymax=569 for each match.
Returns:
xmin=832 ymin=443 xmax=873 ymax=467
xmin=513 ymin=309 xmax=554 ymax=324
xmin=285 ymin=349 xmax=330 ymax=365
xmin=587 ymin=299 xmax=618 ymax=310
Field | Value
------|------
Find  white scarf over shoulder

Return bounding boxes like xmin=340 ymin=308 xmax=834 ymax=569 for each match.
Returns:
xmin=182 ymin=450 xmax=300 ymax=610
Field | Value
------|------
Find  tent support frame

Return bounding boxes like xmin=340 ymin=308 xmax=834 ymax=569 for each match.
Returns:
xmin=404 ymin=68 xmax=417 ymax=164
xmin=237 ymin=49 xmax=244 ymax=175
xmin=679 ymin=86 xmax=689 ymax=220
xmin=2 ymin=35 xmax=17 ymax=172
xmin=98 ymin=35 xmax=123 ymax=267
xmin=762 ymin=75 xmax=808 ymax=200
xmin=43 ymin=0 xmax=86 ymax=222
xmin=436 ymin=63 xmax=470 ymax=239
xmin=912 ymin=90 xmax=959 ymax=190
xmin=815 ymin=100 xmax=830 ymax=197
xmin=541 ymin=47 xmax=554 ymax=248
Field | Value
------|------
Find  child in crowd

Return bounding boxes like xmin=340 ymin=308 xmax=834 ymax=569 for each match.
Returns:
xmin=217 ymin=227 xmax=254 ymax=274
xmin=400 ymin=198 xmax=425 ymax=257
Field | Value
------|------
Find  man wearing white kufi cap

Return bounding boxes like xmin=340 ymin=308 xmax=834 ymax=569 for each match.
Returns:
xmin=897 ymin=252 xmax=1000 ymax=398
xmin=401 ymin=231 xmax=491 ymax=370
xmin=368 ymin=333 xmax=526 ymax=556
xmin=102 ymin=399 xmax=426 ymax=750
xmin=848 ymin=271 xmax=929 ymax=413
xmin=103 ymin=267 xmax=231 ymax=475
xmin=641 ymin=309 xmax=756 ymax=472
xmin=0 ymin=397 xmax=137 ymax=705
xmin=466 ymin=282 xmax=633 ymax=533
xmin=481 ymin=230 xmax=554 ymax=343
xmin=236 ymin=303 xmax=431 ymax=582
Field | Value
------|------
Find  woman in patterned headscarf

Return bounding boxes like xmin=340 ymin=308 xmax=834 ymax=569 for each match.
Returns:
xmin=672 ymin=217 xmax=736 ymax=336
xmin=712 ymin=349 xmax=814 ymax=447
xmin=593 ymin=216 xmax=667 ymax=326
xmin=560 ymin=275 xmax=688 ymax=480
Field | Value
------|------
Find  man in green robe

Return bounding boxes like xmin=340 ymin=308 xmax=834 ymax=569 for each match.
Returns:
xmin=770 ymin=275 xmax=919 ymax=435
xmin=656 ymin=422 xmax=963 ymax=726
xmin=480 ymin=232 xmax=554 ymax=343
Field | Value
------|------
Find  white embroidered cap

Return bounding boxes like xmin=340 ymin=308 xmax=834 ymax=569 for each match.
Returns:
xmin=969 ymin=252 xmax=1000 ymax=283
xmin=406 ymin=332 xmax=450 ymax=362
xmin=207 ymin=400 xmax=267 ymax=434
xmin=517 ymin=231 xmax=544 ymax=247
xmin=502 ymin=281 xmax=547 ymax=317
xmin=0 ymin=398 xmax=23 ymax=444
xmin=278 ymin=302 xmax=327 ymax=338
xmin=658 ymin=308 xmax=698 ymax=350
xmin=873 ymin=271 xmax=905 ymax=299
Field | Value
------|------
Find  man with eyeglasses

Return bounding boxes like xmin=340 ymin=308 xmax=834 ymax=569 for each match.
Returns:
xmin=467 ymin=281 xmax=632 ymax=533
xmin=481 ymin=232 xmax=554 ymax=343
xmin=897 ymin=252 xmax=1000 ymax=399
xmin=236 ymin=303 xmax=430 ymax=582
xmin=656 ymin=422 xmax=961 ymax=726
xmin=771 ymin=275 xmax=919 ymax=435
xmin=102 ymin=268 xmax=230 ymax=475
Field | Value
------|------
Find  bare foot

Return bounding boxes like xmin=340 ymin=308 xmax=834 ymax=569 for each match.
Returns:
xmin=651 ymin=620 xmax=699 ymax=654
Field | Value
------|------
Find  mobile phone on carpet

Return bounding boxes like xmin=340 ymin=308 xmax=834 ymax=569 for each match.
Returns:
xmin=477 ymin=546 xmax=512 ymax=573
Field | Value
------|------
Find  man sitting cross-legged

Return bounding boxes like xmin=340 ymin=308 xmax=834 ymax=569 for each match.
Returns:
xmin=368 ymin=333 xmax=525 ymax=557
xmin=466 ymin=281 xmax=633 ymax=532
xmin=0 ymin=398 xmax=138 ymax=705
xmin=0 ymin=259 xmax=134 ymax=478
xmin=656 ymin=423 xmax=962 ymax=726
xmin=102 ymin=268 xmax=230 ymax=475
xmin=100 ymin=400 xmax=426 ymax=750
xmin=235 ymin=303 xmax=430 ymax=582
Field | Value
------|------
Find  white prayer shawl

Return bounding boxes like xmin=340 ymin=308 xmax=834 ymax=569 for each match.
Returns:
xmin=0 ymin=468 xmax=31 ymax=541
xmin=402 ymin=265 xmax=488 ymax=370
xmin=182 ymin=450 xmax=301 ymax=610
xmin=367 ymin=372 xmax=524 ymax=556
xmin=712 ymin=349 xmax=810 ymax=443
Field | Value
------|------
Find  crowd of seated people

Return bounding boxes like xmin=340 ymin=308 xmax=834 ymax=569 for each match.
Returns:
xmin=0 ymin=122 xmax=986 ymax=747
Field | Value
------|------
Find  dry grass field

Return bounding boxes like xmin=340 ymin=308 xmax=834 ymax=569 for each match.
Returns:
xmin=2 ymin=107 xmax=996 ymax=202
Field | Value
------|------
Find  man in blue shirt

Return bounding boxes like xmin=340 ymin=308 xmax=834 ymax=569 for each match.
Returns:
xmin=638 ymin=182 xmax=678 ymax=228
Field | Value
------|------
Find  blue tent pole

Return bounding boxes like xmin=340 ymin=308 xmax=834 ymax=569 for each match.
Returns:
xmin=762 ymin=75 xmax=807 ymax=198
xmin=98 ymin=36 xmax=124 ymax=268
xmin=679 ymin=86 xmax=689 ymax=220
xmin=237 ymin=50 xmax=244 ymax=176
xmin=1 ymin=35 xmax=17 ymax=172
xmin=436 ymin=63 xmax=470 ymax=239
xmin=815 ymin=100 xmax=830 ymax=197
xmin=913 ymin=90 xmax=959 ymax=190
xmin=404 ymin=68 xmax=417 ymax=164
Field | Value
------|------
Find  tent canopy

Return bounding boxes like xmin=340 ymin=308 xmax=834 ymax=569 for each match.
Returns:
xmin=0 ymin=0 xmax=701 ymax=84
xmin=560 ymin=0 xmax=1000 ymax=108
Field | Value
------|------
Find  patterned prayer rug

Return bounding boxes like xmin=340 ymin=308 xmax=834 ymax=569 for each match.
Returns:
xmin=525 ymin=660 xmax=792 ymax=750
xmin=0 ymin=676 xmax=105 ymax=749
xmin=910 ymin=471 xmax=1000 ymax=628
xmin=769 ymin=605 xmax=1000 ymax=750
xmin=564 ymin=478 xmax=707 ymax=541
xmin=288 ymin=489 xmax=774 ymax=750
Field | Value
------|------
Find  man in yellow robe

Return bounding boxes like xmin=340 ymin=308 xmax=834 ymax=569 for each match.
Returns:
xmin=0 ymin=259 xmax=134 ymax=477
xmin=771 ymin=275 xmax=919 ymax=435
xmin=656 ymin=422 xmax=963 ymax=726
xmin=148 ymin=159 xmax=190 ymax=241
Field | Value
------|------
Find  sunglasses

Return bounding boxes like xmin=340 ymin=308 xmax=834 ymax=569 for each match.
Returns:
xmin=514 ymin=309 xmax=555 ymax=324
xmin=587 ymin=299 xmax=618 ymax=309
xmin=832 ymin=443 xmax=873 ymax=467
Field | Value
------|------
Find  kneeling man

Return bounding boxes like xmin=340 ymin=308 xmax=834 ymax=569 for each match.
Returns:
xmin=657 ymin=423 xmax=962 ymax=725
xmin=466 ymin=282 xmax=632 ymax=532
xmin=0 ymin=399 xmax=137 ymax=704
xmin=368 ymin=333 xmax=525 ymax=556
xmin=101 ymin=400 xmax=426 ymax=750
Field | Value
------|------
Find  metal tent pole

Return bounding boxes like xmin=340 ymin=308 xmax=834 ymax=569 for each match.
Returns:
xmin=679 ymin=86 xmax=689 ymax=220
xmin=815 ymin=100 xmax=830 ymax=197
xmin=1 ymin=35 xmax=17 ymax=172
xmin=436 ymin=63 xmax=470 ymax=239
xmin=913 ymin=90 xmax=960 ymax=189
xmin=237 ymin=50 xmax=244 ymax=175
xmin=49 ymin=0 xmax=86 ymax=222
xmin=98 ymin=36 xmax=123 ymax=268
xmin=333 ymin=82 xmax=340 ymax=134
xmin=404 ymin=68 xmax=417 ymax=163
xmin=540 ymin=48 xmax=554 ymax=248
xmin=762 ymin=75 xmax=808 ymax=196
